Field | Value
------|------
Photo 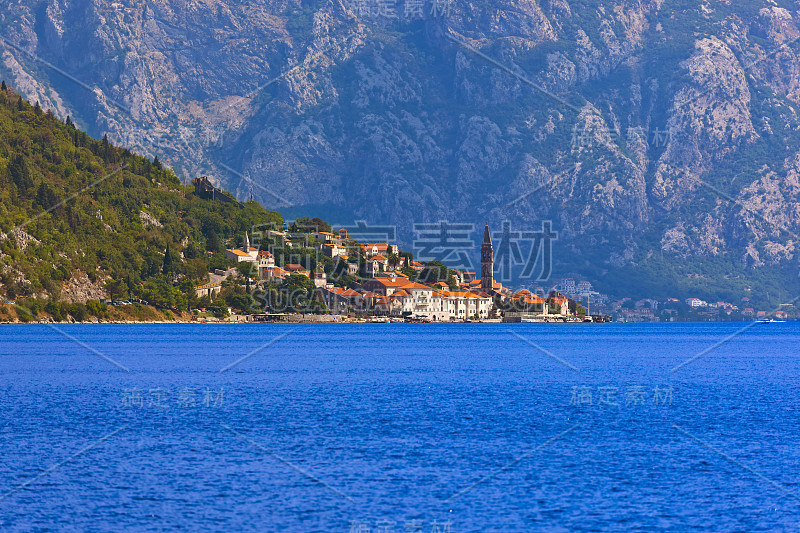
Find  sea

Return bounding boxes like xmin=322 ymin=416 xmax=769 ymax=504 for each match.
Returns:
xmin=1 ymin=322 xmax=799 ymax=532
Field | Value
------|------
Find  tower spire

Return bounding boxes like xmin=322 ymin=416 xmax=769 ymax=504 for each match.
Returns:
xmin=481 ymin=223 xmax=493 ymax=294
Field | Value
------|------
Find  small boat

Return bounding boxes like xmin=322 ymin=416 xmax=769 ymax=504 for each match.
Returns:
xmin=759 ymin=318 xmax=786 ymax=324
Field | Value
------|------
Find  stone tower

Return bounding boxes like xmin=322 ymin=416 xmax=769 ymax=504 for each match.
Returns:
xmin=481 ymin=224 xmax=493 ymax=294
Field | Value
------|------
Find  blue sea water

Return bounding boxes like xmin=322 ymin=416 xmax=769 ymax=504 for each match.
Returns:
xmin=1 ymin=322 xmax=799 ymax=532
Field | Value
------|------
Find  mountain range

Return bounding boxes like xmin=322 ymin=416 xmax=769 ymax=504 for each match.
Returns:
xmin=3 ymin=0 xmax=800 ymax=305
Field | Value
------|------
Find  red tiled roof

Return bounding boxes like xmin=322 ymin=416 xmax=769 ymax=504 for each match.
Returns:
xmin=440 ymin=291 xmax=490 ymax=299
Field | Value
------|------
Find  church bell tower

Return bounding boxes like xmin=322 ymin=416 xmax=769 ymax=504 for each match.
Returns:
xmin=481 ymin=224 xmax=493 ymax=294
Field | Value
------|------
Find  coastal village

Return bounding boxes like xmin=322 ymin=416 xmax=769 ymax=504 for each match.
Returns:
xmin=191 ymin=217 xmax=785 ymax=323
xmin=195 ymin=223 xmax=581 ymax=323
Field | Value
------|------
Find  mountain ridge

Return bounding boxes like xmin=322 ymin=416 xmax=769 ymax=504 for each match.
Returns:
xmin=3 ymin=0 xmax=800 ymax=304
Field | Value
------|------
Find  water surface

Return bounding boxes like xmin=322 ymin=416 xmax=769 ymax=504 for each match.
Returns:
xmin=1 ymin=323 xmax=799 ymax=531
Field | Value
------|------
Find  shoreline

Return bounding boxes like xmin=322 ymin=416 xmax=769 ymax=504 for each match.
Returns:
xmin=0 ymin=315 xmax=596 ymax=325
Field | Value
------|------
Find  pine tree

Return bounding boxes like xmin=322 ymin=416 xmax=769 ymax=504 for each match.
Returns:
xmin=206 ymin=230 xmax=221 ymax=252
xmin=9 ymin=155 xmax=34 ymax=194
xmin=102 ymin=133 xmax=110 ymax=162
xmin=1 ymin=81 xmax=6 ymax=92
xmin=34 ymin=101 xmax=42 ymax=116
xmin=65 ymin=115 xmax=73 ymax=128
xmin=162 ymin=243 xmax=173 ymax=275
xmin=36 ymin=181 xmax=59 ymax=210
xmin=16 ymin=97 xmax=23 ymax=111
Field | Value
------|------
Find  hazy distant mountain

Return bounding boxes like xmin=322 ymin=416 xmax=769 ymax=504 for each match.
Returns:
xmin=3 ymin=0 xmax=800 ymax=302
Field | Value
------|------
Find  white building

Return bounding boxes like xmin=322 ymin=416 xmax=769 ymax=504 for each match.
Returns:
xmin=225 ymin=233 xmax=259 ymax=263
xmin=361 ymin=278 xmax=491 ymax=321
xmin=686 ymin=298 xmax=707 ymax=308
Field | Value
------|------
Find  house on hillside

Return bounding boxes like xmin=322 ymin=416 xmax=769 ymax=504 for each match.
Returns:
xmin=322 ymin=243 xmax=348 ymax=259
xmin=313 ymin=231 xmax=335 ymax=243
xmin=365 ymin=255 xmax=388 ymax=276
xmin=321 ymin=287 xmax=363 ymax=314
xmin=284 ymin=264 xmax=310 ymax=277
xmin=225 ymin=233 xmax=258 ymax=263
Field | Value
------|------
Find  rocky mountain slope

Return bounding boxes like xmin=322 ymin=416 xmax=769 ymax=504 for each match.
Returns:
xmin=3 ymin=0 xmax=800 ymax=302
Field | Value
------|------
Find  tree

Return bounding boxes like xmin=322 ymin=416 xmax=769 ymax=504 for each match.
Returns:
xmin=183 ymin=240 xmax=204 ymax=259
xmin=125 ymin=276 xmax=134 ymax=299
xmin=102 ymin=134 xmax=110 ymax=162
xmin=105 ymin=279 xmax=126 ymax=302
xmin=310 ymin=217 xmax=331 ymax=233
xmin=45 ymin=300 xmax=64 ymax=321
xmin=280 ymin=274 xmax=316 ymax=311
xmin=447 ymin=274 xmax=458 ymax=291
xmin=388 ymin=253 xmax=400 ymax=270
xmin=401 ymin=266 xmax=417 ymax=279
xmin=141 ymin=274 xmax=174 ymax=307
xmin=162 ymin=243 xmax=174 ymax=275
xmin=1 ymin=81 xmax=6 ymax=92
xmin=34 ymin=101 xmax=42 ymax=116
xmin=9 ymin=155 xmax=34 ymax=194
xmin=69 ymin=303 xmax=88 ymax=322
xmin=206 ymin=230 xmax=221 ymax=252
xmin=178 ymin=279 xmax=198 ymax=310
xmin=36 ymin=181 xmax=59 ymax=211
xmin=65 ymin=115 xmax=73 ymax=127
xmin=419 ymin=261 xmax=450 ymax=284
xmin=237 ymin=262 xmax=256 ymax=291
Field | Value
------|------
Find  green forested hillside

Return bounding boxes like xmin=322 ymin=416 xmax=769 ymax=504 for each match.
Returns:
xmin=0 ymin=85 xmax=282 ymax=306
